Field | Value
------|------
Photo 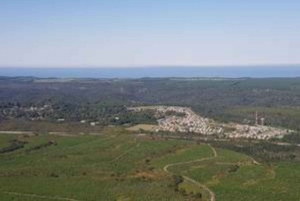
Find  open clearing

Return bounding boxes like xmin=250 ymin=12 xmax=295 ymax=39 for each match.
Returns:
xmin=126 ymin=124 xmax=158 ymax=132
xmin=0 ymin=128 xmax=299 ymax=201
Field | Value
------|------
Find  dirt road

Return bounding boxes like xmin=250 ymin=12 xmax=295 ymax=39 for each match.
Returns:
xmin=163 ymin=144 xmax=217 ymax=201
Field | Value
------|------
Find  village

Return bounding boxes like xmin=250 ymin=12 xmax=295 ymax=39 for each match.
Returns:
xmin=128 ymin=106 xmax=291 ymax=140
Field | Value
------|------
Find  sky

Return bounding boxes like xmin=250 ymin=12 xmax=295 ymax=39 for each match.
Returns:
xmin=0 ymin=0 xmax=300 ymax=68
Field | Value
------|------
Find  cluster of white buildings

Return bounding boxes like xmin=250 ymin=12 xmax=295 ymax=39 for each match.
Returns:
xmin=224 ymin=124 xmax=290 ymax=140
xmin=128 ymin=106 xmax=292 ymax=140
xmin=156 ymin=106 xmax=223 ymax=135
xmin=129 ymin=106 xmax=223 ymax=135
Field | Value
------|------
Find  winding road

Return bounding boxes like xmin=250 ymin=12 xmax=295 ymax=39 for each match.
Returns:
xmin=163 ymin=144 xmax=217 ymax=201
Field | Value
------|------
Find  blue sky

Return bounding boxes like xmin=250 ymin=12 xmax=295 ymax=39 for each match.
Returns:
xmin=0 ymin=0 xmax=300 ymax=67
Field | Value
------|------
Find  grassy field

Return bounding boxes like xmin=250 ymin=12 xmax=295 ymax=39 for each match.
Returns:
xmin=0 ymin=128 xmax=299 ymax=201
xmin=126 ymin=124 xmax=158 ymax=132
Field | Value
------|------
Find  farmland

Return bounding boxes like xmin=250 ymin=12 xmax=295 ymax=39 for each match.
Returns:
xmin=0 ymin=128 xmax=299 ymax=201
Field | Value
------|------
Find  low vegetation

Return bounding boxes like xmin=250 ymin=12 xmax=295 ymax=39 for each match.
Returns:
xmin=0 ymin=128 xmax=299 ymax=201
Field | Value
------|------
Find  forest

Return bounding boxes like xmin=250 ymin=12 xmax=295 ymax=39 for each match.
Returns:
xmin=0 ymin=77 xmax=300 ymax=131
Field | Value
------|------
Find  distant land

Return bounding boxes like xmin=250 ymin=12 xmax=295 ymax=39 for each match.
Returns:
xmin=0 ymin=66 xmax=300 ymax=78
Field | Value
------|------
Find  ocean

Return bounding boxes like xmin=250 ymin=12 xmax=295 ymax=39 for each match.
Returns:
xmin=0 ymin=66 xmax=299 ymax=78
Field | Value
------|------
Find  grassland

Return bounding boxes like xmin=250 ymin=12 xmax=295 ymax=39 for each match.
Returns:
xmin=126 ymin=124 xmax=158 ymax=132
xmin=0 ymin=128 xmax=299 ymax=201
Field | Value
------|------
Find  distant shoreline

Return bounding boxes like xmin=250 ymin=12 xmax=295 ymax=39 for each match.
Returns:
xmin=0 ymin=66 xmax=299 ymax=78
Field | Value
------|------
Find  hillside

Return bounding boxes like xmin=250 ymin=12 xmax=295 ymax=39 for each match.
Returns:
xmin=0 ymin=128 xmax=300 ymax=201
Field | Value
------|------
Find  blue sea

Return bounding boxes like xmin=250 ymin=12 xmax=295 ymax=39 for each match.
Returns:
xmin=0 ymin=66 xmax=299 ymax=78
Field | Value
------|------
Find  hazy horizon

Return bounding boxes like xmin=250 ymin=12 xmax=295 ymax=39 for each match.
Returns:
xmin=1 ymin=63 xmax=300 ymax=69
xmin=1 ymin=66 xmax=299 ymax=78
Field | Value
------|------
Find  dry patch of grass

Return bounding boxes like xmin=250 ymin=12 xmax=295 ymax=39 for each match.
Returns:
xmin=131 ymin=171 xmax=166 ymax=181
xmin=126 ymin=124 xmax=158 ymax=132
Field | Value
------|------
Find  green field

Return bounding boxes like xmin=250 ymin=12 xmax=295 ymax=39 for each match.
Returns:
xmin=0 ymin=128 xmax=299 ymax=201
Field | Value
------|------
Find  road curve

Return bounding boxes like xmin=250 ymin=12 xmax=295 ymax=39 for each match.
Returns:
xmin=163 ymin=144 xmax=217 ymax=201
